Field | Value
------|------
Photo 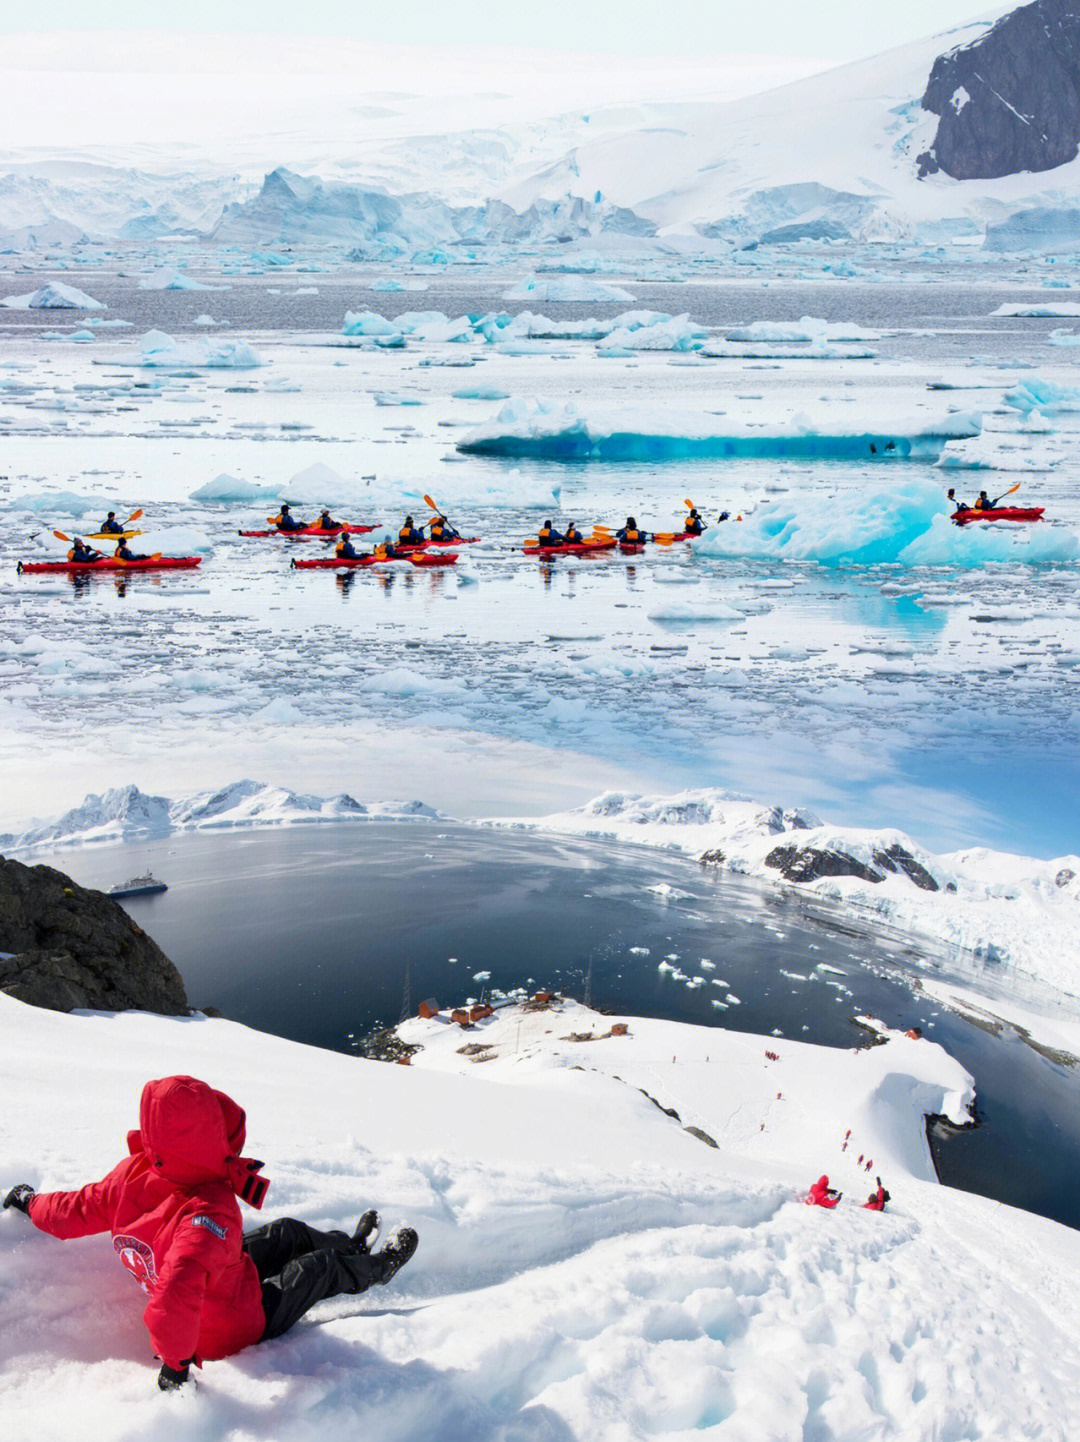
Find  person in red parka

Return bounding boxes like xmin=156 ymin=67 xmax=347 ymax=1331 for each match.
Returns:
xmin=863 ymin=1178 xmax=890 ymax=1212
xmin=2 ymin=1075 xmax=417 ymax=1391
xmin=806 ymin=1175 xmax=842 ymax=1208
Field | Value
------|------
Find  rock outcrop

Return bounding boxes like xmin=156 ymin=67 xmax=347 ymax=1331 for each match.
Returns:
xmin=0 ymin=856 xmax=188 ymax=1014
xmin=918 ymin=0 xmax=1080 ymax=180
xmin=763 ymin=844 xmax=939 ymax=892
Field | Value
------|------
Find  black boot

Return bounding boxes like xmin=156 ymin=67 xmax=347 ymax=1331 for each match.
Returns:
xmin=351 ymin=1209 xmax=380 ymax=1253
xmin=372 ymin=1226 xmax=418 ymax=1285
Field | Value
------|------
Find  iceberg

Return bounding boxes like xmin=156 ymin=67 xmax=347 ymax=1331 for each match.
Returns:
xmin=1 ymin=282 xmax=104 ymax=310
xmin=598 ymin=314 xmax=706 ymax=353
xmin=992 ymin=302 xmax=1080 ymax=317
xmin=502 ymin=274 xmax=636 ymax=303
xmin=724 ymin=316 xmax=881 ymax=343
xmin=458 ymin=398 xmax=981 ymax=463
xmin=189 ymin=474 xmax=279 ymax=503
xmin=7 ymin=490 xmax=100 ymax=517
xmin=138 ymin=329 xmax=263 ymax=369
xmin=1003 ymin=377 xmax=1080 ymax=415
xmin=693 ymin=477 xmax=1078 ymax=567
xmin=138 ymin=272 xmax=229 ymax=292
xmin=342 ymin=310 xmax=402 ymax=337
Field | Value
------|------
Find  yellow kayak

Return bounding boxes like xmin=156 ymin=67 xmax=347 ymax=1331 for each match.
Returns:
xmin=83 ymin=529 xmax=144 ymax=542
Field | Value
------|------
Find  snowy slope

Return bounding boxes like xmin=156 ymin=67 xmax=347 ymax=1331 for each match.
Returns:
xmin=4 ymin=991 xmax=1080 ymax=1440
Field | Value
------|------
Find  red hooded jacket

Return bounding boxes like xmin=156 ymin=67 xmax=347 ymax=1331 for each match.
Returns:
xmin=806 ymin=1175 xmax=840 ymax=1209
xmin=28 ymin=1076 xmax=269 ymax=1370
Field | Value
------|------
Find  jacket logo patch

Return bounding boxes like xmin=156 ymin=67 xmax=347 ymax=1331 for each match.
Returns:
xmin=114 ymin=1234 xmax=158 ymax=1293
xmin=191 ymin=1214 xmax=227 ymax=1240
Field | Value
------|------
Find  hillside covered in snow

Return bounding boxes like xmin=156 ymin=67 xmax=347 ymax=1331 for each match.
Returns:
xmin=4 ymin=989 xmax=1080 ymax=1439
xmin=8 ymin=4 xmax=1080 ymax=249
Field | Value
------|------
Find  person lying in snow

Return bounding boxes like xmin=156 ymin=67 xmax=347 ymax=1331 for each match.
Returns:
xmin=806 ymin=1175 xmax=841 ymax=1208
xmin=863 ymin=1178 xmax=890 ymax=1212
xmin=3 ymin=1075 xmax=417 ymax=1392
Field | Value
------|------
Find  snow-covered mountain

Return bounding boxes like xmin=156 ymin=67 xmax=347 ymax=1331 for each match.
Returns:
xmin=0 ymin=781 xmax=440 ymax=850
xmin=7 ymin=4 xmax=1080 ymax=250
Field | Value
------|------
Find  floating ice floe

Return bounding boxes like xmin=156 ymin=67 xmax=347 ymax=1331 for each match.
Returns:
xmin=138 ymin=272 xmax=229 ymax=291
xmin=598 ymin=314 xmax=706 ymax=353
xmin=189 ymin=474 xmax=279 ymax=503
xmin=1 ymin=281 xmax=105 ymax=310
xmin=992 ymin=302 xmax=1080 ymax=317
xmin=723 ymin=316 xmax=881 ymax=343
xmin=139 ymin=329 xmax=263 ymax=369
xmin=502 ymin=274 xmax=636 ymax=303
xmin=935 ymin=434 xmax=1060 ymax=471
xmin=7 ymin=490 xmax=100 ymax=516
xmin=457 ymin=398 xmax=980 ymax=463
xmin=1003 ymin=376 xmax=1080 ymax=415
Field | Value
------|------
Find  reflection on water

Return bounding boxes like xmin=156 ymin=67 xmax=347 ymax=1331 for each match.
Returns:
xmin=42 ymin=820 xmax=1080 ymax=1230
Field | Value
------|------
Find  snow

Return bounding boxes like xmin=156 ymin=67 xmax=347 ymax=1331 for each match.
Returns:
xmin=4 ymin=992 xmax=1080 ymax=1439
xmin=0 ymin=282 xmax=105 ymax=310
xmin=502 ymin=274 xmax=636 ymax=302
xmin=459 ymin=400 xmax=980 ymax=463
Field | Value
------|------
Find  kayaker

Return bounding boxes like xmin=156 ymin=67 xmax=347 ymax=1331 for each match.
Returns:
xmin=374 ymin=535 xmax=402 ymax=560
xmin=563 ymin=521 xmax=587 ymax=545
xmin=946 ymin=488 xmax=970 ymax=514
xmin=314 ymin=508 xmax=340 ymax=532
xmin=115 ymin=540 xmax=149 ymax=562
xmin=271 ymin=504 xmax=305 ymax=533
xmin=684 ymin=508 xmax=706 ymax=536
xmin=974 ymin=489 xmax=1007 ymax=511
xmin=717 ymin=511 xmax=731 ymax=523
xmin=428 ymin=512 xmax=460 ymax=541
xmin=335 ymin=534 xmax=362 ymax=560
xmin=537 ymin=520 xmax=565 ymax=547
xmin=99 ymin=511 xmax=125 ymax=535
xmin=398 ymin=515 xmax=425 ymax=545
xmin=68 ymin=538 xmax=103 ymax=563
xmin=615 ymin=517 xmax=646 ymax=544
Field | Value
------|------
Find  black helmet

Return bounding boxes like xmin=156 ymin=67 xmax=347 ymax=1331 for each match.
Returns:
xmin=404 ymin=514 xmax=413 ymax=524
xmin=543 ymin=519 xmax=552 ymax=527
xmin=107 ymin=511 xmax=116 ymax=519
xmin=281 ymin=502 xmax=291 ymax=511
xmin=627 ymin=516 xmax=636 ymax=527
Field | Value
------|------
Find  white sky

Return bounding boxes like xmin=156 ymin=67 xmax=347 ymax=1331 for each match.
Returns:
xmin=5 ymin=1 xmax=990 ymax=64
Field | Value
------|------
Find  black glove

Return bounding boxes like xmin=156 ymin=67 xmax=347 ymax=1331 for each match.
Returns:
xmin=3 ymin=1184 xmax=35 ymax=1214
xmin=157 ymin=1363 xmax=191 ymax=1391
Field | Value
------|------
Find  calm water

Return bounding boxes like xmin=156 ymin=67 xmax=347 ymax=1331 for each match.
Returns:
xmin=44 ymin=820 xmax=1080 ymax=1231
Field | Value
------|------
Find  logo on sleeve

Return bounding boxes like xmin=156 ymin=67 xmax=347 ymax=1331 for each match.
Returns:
xmin=191 ymin=1214 xmax=228 ymax=1240
xmin=114 ymin=1234 xmax=158 ymax=1293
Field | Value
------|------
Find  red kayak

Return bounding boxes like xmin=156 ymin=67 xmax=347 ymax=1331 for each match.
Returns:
xmin=426 ymin=535 xmax=479 ymax=546
xmin=238 ymin=523 xmax=378 ymax=539
xmin=619 ymin=542 xmax=646 ymax=554
xmin=522 ymin=538 xmax=617 ymax=556
xmin=952 ymin=508 xmax=1045 ymax=525
xmin=18 ymin=557 xmax=202 ymax=574
xmin=291 ymin=552 xmax=458 ymax=569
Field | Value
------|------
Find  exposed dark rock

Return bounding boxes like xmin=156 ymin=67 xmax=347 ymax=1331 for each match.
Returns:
xmin=763 ymin=842 xmax=938 ymax=891
xmin=684 ymin=1125 xmax=719 ymax=1149
xmin=1057 ymin=868 xmax=1076 ymax=888
xmin=700 ymin=848 xmax=725 ymax=866
xmin=764 ymin=845 xmax=884 ymax=885
xmin=870 ymin=844 xmax=940 ymax=892
xmin=0 ymin=855 xmax=188 ymax=1014
xmin=918 ymin=1 xmax=1080 ymax=181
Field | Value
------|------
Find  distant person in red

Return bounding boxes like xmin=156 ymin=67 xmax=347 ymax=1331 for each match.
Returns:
xmin=806 ymin=1175 xmax=841 ymax=1208
xmin=863 ymin=1178 xmax=890 ymax=1212
xmin=3 ymin=1075 xmax=417 ymax=1391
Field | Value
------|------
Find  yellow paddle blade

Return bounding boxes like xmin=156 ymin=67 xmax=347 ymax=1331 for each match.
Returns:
xmin=423 ymin=493 xmax=439 ymax=512
xmin=1004 ymin=483 xmax=1021 ymax=498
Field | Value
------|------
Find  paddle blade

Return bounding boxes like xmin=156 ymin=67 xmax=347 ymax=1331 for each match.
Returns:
xmin=684 ymin=498 xmax=694 ymax=510
xmin=1004 ymin=483 xmax=1021 ymax=498
xmin=127 ymin=508 xmax=144 ymax=523
xmin=53 ymin=529 xmax=71 ymax=542
xmin=423 ymin=493 xmax=439 ymax=512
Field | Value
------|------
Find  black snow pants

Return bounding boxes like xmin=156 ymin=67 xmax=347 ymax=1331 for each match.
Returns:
xmin=243 ymin=1217 xmax=384 ymax=1340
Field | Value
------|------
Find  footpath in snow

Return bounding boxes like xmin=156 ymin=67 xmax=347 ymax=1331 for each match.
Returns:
xmin=3 ymin=991 xmax=1080 ymax=1440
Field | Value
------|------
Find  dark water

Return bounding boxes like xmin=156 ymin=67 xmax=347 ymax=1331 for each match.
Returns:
xmin=45 ymin=820 xmax=1080 ymax=1231
xmin=0 ymin=269 xmax=1072 ymax=367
